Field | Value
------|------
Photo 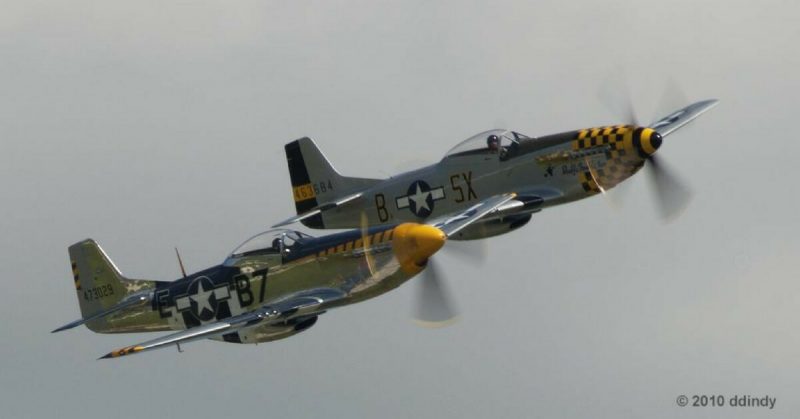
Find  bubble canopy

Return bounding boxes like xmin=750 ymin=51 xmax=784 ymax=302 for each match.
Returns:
xmin=227 ymin=229 xmax=314 ymax=259
xmin=443 ymin=129 xmax=531 ymax=159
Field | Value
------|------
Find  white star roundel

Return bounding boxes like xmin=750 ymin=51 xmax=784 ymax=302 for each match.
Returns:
xmin=395 ymin=180 xmax=445 ymax=218
xmin=174 ymin=276 xmax=231 ymax=321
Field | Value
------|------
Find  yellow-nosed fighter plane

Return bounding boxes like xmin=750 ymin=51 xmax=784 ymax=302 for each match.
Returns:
xmin=53 ymin=197 xmax=511 ymax=359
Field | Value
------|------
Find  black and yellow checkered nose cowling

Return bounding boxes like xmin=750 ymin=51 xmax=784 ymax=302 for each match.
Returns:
xmin=633 ymin=127 xmax=663 ymax=158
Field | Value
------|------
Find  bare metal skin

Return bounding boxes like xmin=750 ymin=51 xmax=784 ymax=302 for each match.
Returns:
xmin=276 ymin=100 xmax=717 ymax=238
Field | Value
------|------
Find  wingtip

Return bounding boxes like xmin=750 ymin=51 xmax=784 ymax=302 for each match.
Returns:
xmin=98 ymin=345 xmax=144 ymax=360
xmin=271 ymin=216 xmax=297 ymax=228
xmin=51 ymin=324 xmax=74 ymax=333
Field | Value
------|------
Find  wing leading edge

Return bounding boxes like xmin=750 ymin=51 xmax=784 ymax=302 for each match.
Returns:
xmin=430 ymin=193 xmax=518 ymax=237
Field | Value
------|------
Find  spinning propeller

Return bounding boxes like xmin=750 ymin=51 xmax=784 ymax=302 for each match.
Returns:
xmin=359 ymin=207 xmax=491 ymax=327
xmin=598 ymin=80 xmax=694 ymax=221
xmin=414 ymin=260 xmax=458 ymax=327
xmin=412 ymin=240 xmax=486 ymax=327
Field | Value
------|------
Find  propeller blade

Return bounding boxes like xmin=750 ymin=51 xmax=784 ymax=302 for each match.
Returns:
xmin=598 ymin=72 xmax=639 ymax=125
xmin=652 ymin=78 xmax=689 ymax=124
xmin=443 ymin=240 xmax=487 ymax=267
xmin=413 ymin=260 xmax=458 ymax=328
xmin=597 ymin=76 xmax=696 ymax=220
xmin=647 ymin=154 xmax=692 ymax=222
xmin=360 ymin=211 xmax=377 ymax=276
xmin=583 ymin=157 xmax=627 ymax=211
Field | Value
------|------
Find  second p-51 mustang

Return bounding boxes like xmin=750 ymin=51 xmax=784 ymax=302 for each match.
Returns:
xmin=53 ymin=196 xmax=512 ymax=359
xmin=275 ymin=100 xmax=718 ymax=237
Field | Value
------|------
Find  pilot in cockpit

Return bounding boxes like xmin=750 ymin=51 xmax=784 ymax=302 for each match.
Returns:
xmin=271 ymin=238 xmax=282 ymax=253
xmin=487 ymin=134 xmax=500 ymax=153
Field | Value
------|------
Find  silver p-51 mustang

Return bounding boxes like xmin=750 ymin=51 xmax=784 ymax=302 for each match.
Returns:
xmin=276 ymin=100 xmax=718 ymax=238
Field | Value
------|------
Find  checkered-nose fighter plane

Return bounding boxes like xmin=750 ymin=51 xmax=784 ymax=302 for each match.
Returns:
xmin=53 ymin=198 xmax=510 ymax=359
xmin=274 ymin=100 xmax=718 ymax=238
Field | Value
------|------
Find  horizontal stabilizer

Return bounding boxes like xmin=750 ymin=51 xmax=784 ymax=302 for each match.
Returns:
xmin=52 ymin=291 xmax=153 ymax=333
xmin=272 ymin=192 xmax=363 ymax=228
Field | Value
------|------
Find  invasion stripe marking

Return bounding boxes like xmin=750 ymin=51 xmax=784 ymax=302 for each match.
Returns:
xmin=307 ymin=226 xmax=401 ymax=260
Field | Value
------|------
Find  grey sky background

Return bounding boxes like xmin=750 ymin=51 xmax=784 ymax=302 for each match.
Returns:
xmin=2 ymin=1 xmax=799 ymax=418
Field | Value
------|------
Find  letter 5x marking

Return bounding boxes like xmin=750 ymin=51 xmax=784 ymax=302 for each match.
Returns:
xmin=450 ymin=171 xmax=477 ymax=202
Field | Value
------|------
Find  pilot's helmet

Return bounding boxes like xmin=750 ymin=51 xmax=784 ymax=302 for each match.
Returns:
xmin=487 ymin=134 xmax=500 ymax=149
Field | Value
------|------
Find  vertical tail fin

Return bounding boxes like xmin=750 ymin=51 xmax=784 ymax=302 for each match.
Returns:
xmin=70 ymin=239 xmax=128 ymax=317
xmin=284 ymin=137 xmax=380 ymax=228
xmin=67 ymin=239 xmax=157 ymax=332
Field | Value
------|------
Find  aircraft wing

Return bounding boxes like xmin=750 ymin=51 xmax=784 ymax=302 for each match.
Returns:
xmin=648 ymin=99 xmax=719 ymax=137
xmin=272 ymin=192 xmax=363 ymax=228
xmin=431 ymin=193 xmax=518 ymax=237
xmin=99 ymin=288 xmax=346 ymax=359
